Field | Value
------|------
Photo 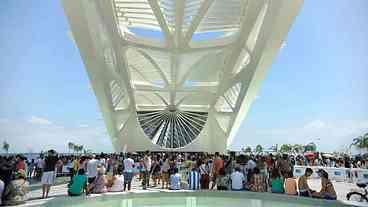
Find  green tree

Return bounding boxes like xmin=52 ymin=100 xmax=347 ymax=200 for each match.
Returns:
xmin=292 ymin=144 xmax=304 ymax=153
xmin=244 ymin=146 xmax=252 ymax=153
xmin=2 ymin=141 xmax=10 ymax=154
xmin=280 ymin=144 xmax=291 ymax=153
xmin=351 ymin=133 xmax=368 ymax=151
xmin=304 ymin=142 xmax=317 ymax=152
xmin=67 ymin=142 xmax=75 ymax=153
xmin=255 ymin=145 xmax=263 ymax=153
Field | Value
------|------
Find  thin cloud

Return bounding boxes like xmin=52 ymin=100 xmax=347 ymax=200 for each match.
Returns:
xmin=28 ymin=116 xmax=53 ymax=125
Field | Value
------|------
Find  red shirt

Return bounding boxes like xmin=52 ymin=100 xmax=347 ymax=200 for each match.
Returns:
xmin=16 ymin=160 xmax=25 ymax=171
xmin=213 ymin=158 xmax=224 ymax=176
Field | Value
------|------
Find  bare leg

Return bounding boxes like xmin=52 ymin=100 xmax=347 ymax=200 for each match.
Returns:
xmin=45 ymin=185 xmax=51 ymax=198
xmin=42 ymin=184 xmax=46 ymax=198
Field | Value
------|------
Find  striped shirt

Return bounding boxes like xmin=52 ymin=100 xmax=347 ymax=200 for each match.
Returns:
xmin=188 ymin=171 xmax=200 ymax=190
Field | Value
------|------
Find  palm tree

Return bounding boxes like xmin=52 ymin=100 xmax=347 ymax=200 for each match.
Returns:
xmin=352 ymin=133 xmax=368 ymax=153
xmin=67 ymin=142 xmax=75 ymax=153
xmin=2 ymin=141 xmax=9 ymax=154
xmin=78 ymin=145 xmax=84 ymax=154
xmin=255 ymin=145 xmax=263 ymax=153
xmin=73 ymin=145 xmax=84 ymax=154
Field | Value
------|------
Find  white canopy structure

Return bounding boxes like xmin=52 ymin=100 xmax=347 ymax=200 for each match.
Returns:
xmin=62 ymin=0 xmax=302 ymax=152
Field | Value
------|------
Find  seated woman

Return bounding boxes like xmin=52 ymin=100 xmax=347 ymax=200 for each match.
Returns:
xmin=169 ymin=168 xmax=181 ymax=190
xmin=68 ymin=169 xmax=87 ymax=196
xmin=312 ymin=170 xmax=337 ymax=200
xmin=3 ymin=170 xmax=28 ymax=206
xmin=108 ymin=169 xmax=124 ymax=192
xmin=250 ymin=168 xmax=266 ymax=192
xmin=284 ymin=171 xmax=297 ymax=196
xmin=87 ymin=167 xmax=107 ymax=194
xmin=270 ymin=168 xmax=284 ymax=194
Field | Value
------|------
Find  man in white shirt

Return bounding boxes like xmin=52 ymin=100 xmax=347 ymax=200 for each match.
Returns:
xmin=123 ymin=153 xmax=135 ymax=191
xmin=230 ymin=167 xmax=244 ymax=191
xmin=86 ymin=155 xmax=99 ymax=184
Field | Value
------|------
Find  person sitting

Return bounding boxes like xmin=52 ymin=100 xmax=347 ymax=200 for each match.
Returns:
xmin=3 ymin=170 xmax=29 ymax=206
xmin=188 ymin=166 xmax=200 ymax=190
xmin=216 ymin=168 xmax=229 ymax=190
xmin=250 ymin=167 xmax=266 ymax=192
xmin=230 ymin=167 xmax=244 ymax=191
xmin=68 ymin=169 xmax=87 ymax=196
xmin=87 ymin=167 xmax=107 ymax=194
xmin=298 ymin=168 xmax=313 ymax=197
xmin=108 ymin=169 xmax=124 ymax=192
xmin=270 ymin=168 xmax=283 ymax=194
xmin=312 ymin=170 xmax=337 ymax=200
xmin=284 ymin=171 xmax=297 ymax=196
xmin=169 ymin=168 xmax=181 ymax=190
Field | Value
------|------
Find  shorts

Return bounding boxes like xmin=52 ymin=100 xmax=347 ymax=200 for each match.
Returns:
xmin=299 ymin=191 xmax=310 ymax=197
xmin=162 ymin=172 xmax=169 ymax=181
xmin=41 ymin=171 xmax=55 ymax=185
xmin=124 ymin=172 xmax=133 ymax=183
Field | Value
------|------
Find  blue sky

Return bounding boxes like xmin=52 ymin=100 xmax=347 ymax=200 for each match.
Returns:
xmin=0 ymin=0 xmax=367 ymax=153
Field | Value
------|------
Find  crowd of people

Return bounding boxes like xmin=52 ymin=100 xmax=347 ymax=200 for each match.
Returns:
xmin=1 ymin=149 xmax=360 ymax=205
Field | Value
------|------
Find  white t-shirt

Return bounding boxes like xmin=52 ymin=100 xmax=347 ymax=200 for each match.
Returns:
xmin=109 ymin=175 xmax=124 ymax=192
xmin=87 ymin=159 xmax=99 ymax=178
xmin=123 ymin=158 xmax=134 ymax=172
xmin=144 ymin=156 xmax=152 ymax=172
xmin=231 ymin=171 xmax=244 ymax=190
xmin=247 ymin=160 xmax=256 ymax=170
xmin=37 ymin=158 xmax=45 ymax=169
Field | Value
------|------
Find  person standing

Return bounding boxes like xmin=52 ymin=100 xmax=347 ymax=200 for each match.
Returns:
xmin=142 ymin=151 xmax=151 ymax=190
xmin=27 ymin=159 xmax=36 ymax=179
xmin=211 ymin=152 xmax=224 ymax=189
xmin=123 ymin=153 xmax=134 ymax=191
xmin=41 ymin=150 xmax=58 ymax=199
xmin=161 ymin=157 xmax=170 ymax=189
xmin=199 ymin=159 xmax=210 ymax=189
xmin=36 ymin=156 xmax=45 ymax=181
xmin=86 ymin=155 xmax=99 ymax=184
xmin=188 ymin=166 xmax=200 ymax=190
